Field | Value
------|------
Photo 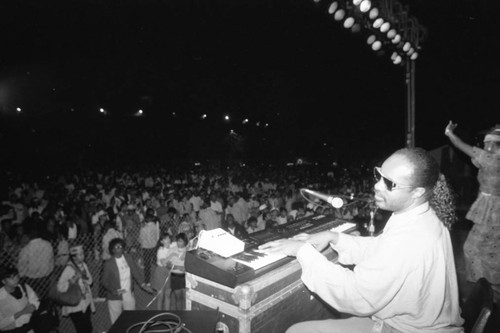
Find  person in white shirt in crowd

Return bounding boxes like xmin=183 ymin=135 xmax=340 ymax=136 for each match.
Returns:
xmin=209 ymin=193 xmax=223 ymax=224
xmin=151 ymin=232 xmax=176 ymax=310
xmin=17 ymin=226 xmax=54 ymax=299
xmin=102 ymin=238 xmax=153 ymax=324
xmin=139 ymin=209 xmax=160 ymax=286
xmin=188 ymin=190 xmax=204 ymax=218
xmin=230 ymin=193 xmax=250 ymax=226
xmin=0 ymin=266 xmax=40 ymax=333
xmin=198 ymin=202 xmax=220 ymax=231
xmin=169 ymin=233 xmax=188 ymax=310
xmin=245 ymin=216 xmax=259 ymax=234
xmin=260 ymin=148 xmax=464 ymax=333
xmin=57 ymin=245 xmax=95 ymax=333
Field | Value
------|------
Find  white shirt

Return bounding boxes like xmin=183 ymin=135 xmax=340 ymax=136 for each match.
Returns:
xmin=297 ymin=202 xmax=464 ymax=333
xmin=115 ymin=256 xmax=131 ymax=292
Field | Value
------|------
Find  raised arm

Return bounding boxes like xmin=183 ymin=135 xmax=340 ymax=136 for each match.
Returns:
xmin=444 ymin=121 xmax=475 ymax=158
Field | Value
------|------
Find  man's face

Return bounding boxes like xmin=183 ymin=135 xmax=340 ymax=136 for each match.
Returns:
xmin=373 ymin=154 xmax=416 ymax=213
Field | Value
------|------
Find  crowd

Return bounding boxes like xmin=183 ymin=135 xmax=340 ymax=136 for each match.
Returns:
xmin=0 ymin=163 xmax=375 ymax=333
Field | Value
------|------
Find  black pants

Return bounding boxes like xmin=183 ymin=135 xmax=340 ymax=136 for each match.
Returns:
xmin=69 ymin=306 xmax=93 ymax=333
xmin=143 ymin=247 xmax=156 ymax=284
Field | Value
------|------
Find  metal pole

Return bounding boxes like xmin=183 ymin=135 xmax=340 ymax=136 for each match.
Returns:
xmin=405 ymin=60 xmax=416 ymax=148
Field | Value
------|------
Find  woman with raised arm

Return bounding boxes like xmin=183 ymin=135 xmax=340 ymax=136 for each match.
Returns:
xmin=445 ymin=121 xmax=500 ymax=296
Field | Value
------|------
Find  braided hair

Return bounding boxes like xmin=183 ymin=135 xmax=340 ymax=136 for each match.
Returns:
xmin=394 ymin=147 xmax=458 ymax=229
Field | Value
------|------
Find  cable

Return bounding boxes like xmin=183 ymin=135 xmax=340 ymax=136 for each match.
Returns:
xmin=126 ymin=312 xmax=193 ymax=333
xmin=145 ymin=264 xmax=176 ymax=309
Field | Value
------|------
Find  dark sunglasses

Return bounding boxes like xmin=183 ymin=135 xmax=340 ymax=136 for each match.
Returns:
xmin=114 ymin=245 xmax=124 ymax=250
xmin=373 ymin=167 xmax=414 ymax=191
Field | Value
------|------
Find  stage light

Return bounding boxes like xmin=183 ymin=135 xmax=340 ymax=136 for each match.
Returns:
xmin=380 ymin=22 xmax=391 ymax=33
xmin=360 ymin=0 xmax=371 ymax=12
xmin=391 ymin=52 xmax=398 ymax=61
xmin=201 ymin=114 xmax=207 ymax=119
xmin=353 ymin=0 xmax=362 ymax=6
xmin=242 ymin=118 xmax=249 ymax=124
xmin=224 ymin=115 xmax=230 ymax=121
xmin=328 ymin=1 xmax=339 ymax=14
xmin=16 ymin=107 xmax=21 ymax=112
xmin=373 ymin=18 xmax=384 ymax=29
xmin=137 ymin=109 xmax=143 ymax=115
xmin=351 ymin=23 xmax=361 ymax=33
xmin=391 ymin=34 xmax=402 ymax=44
xmin=366 ymin=34 xmax=376 ymax=45
xmin=393 ymin=55 xmax=403 ymax=64
xmin=410 ymin=52 xmax=419 ymax=60
xmin=371 ymin=41 xmax=382 ymax=51
xmin=99 ymin=108 xmax=105 ymax=113
xmin=334 ymin=9 xmax=346 ymax=21
xmin=368 ymin=7 xmax=379 ymax=20
xmin=407 ymin=47 xmax=415 ymax=56
xmin=403 ymin=41 xmax=411 ymax=52
xmin=387 ymin=29 xmax=397 ymax=39
xmin=343 ymin=17 xmax=355 ymax=29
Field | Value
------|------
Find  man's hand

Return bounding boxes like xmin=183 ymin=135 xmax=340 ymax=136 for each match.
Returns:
xmin=258 ymin=239 xmax=305 ymax=257
xmin=293 ymin=230 xmax=338 ymax=252
xmin=445 ymin=121 xmax=457 ymax=136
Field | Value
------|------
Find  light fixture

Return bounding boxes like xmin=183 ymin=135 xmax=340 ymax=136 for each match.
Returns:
xmin=343 ymin=17 xmax=355 ymax=29
xmin=334 ymin=9 xmax=346 ymax=21
xmin=328 ymin=1 xmax=339 ymax=14
xmin=371 ymin=41 xmax=382 ymax=51
xmin=366 ymin=34 xmax=377 ymax=45
xmin=391 ymin=34 xmax=402 ymax=44
xmin=393 ymin=54 xmax=403 ymax=64
xmin=410 ymin=52 xmax=419 ymax=60
xmin=403 ymin=42 xmax=411 ymax=52
xmin=387 ymin=29 xmax=397 ymax=39
xmin=16 ymin=107 xmax=22 ymax=112
xmin=407 ymin=47 xmax=415 ymax=56
xmin=368 ymin=7 xmax=379 ymax=20
xmin=353 ymin=0 xmax=362 ymax=6
xmin=380 ymin=22 xmax=391 ymax=33
xmin=359 ymin=0 xmax=371 ymax=12
xmin=373 ymin=18 xmax=384 ymax=29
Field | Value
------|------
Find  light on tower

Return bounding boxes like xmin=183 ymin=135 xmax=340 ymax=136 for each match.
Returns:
xmin=359 ymin=0 xmax=371 ymax=12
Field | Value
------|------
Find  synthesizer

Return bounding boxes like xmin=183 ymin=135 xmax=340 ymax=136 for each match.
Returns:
xmin=185 ymin=215 xmax=357 ymax=288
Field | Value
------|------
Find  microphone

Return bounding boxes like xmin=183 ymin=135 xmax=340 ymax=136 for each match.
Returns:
xmin=302 ymin=189 xmax=344 ymax=208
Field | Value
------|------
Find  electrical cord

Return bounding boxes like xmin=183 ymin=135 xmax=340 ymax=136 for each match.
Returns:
xmin=126 ymin=312 xmax=193 ymax=333
xmin=145 ymin=264 xmax=176 ymax=309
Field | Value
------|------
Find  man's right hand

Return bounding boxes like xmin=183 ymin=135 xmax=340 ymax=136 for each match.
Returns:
xmin=294 ymin=231 xmax=339 ymax=252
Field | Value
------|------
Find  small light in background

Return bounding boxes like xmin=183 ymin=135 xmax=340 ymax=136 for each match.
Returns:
xmin=201 ymin=114 xmax=207 ymax=119
xmin=242 ymin=118 xmax=249 ymax=124
xmin=224 ymin=115 xmax=230 ymax=121
xmin=99 ymin=108 xmax=105 ymax=113
xmin=16 ymin=107 xmax=22 ymax=113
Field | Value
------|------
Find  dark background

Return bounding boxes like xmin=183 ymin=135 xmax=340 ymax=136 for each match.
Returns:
xmin=0 ymin=0 xmax=498 ymax=172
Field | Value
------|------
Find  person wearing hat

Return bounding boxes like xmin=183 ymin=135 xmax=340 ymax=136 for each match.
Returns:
xmin=0 ymin=266 xmax=40 ymax=333
xmin=445 ymin=121 xmax=500 ymax=298
xmin=57 ymin=245 xmax=95 ymax=333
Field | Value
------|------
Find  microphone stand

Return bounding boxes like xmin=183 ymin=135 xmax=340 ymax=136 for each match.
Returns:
xmin=368 ymin=208 xmax=377 ymax=237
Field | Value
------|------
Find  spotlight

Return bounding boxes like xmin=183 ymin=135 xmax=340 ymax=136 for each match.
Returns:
xmin=371 ymin=41 xmax=382 ymax=51
xmin=334 ymin=9 xmax=345 ymax=21
xmin=16 ymin=107 xmax=22 ymax=112
xmin=242 ymin=118 xmax=249 ymax=124
xmin=391 ymin=52 xmax=398 ymax=61
xmin=407 ymin=47 xmax=415 ymax=56
xmin=343 ymin=17 xmax=355 ymax=29
xmin=328 ymin=1 xmax=339 ymax=14
xmin=393 ymin=55 xmax=403 ymax=65
xmin=224 ymin=115 xmax=230 ymax=121
xmin=353 ymin=0 xmax=362 ymax=6
xmin=403 ymin=42 xmax=411 ymax=52
xmin=410 ymin=52 xmax=419 ymax=60
xmin=137 ymin=109 xmax=143 ymax=115
xmin=373 ymin=18 xmax=384 ymax=29
xmin=201 ymin=114 xmax=207 ymax=119
xmin=387 ymin=29 xmax=397 ymax=39
xmin=391 ymin=34 xmax=402 ymax=44
xmin=368 ymin=7 xmax=379 ymax=20
xmin=380 ymin=22 xmax=391 ymax=33
xmin=359 ymin=0 xmax=371 ymax=12
xmin=99 ymin=108 xmax=105 ymax=113
xmin=366 ymin=34 xmax=377 ymax=45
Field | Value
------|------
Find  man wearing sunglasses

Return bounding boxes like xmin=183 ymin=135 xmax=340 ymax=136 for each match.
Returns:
xmin=260 ymin=148 xmax=463 ymax=333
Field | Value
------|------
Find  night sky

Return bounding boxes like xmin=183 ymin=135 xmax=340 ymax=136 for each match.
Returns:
xmin=0 ymin=0 xmax=498 ymax=172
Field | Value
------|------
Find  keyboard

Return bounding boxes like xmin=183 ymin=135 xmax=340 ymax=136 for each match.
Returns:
xmin=185 ymin=215 xmax=358 ymax=287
